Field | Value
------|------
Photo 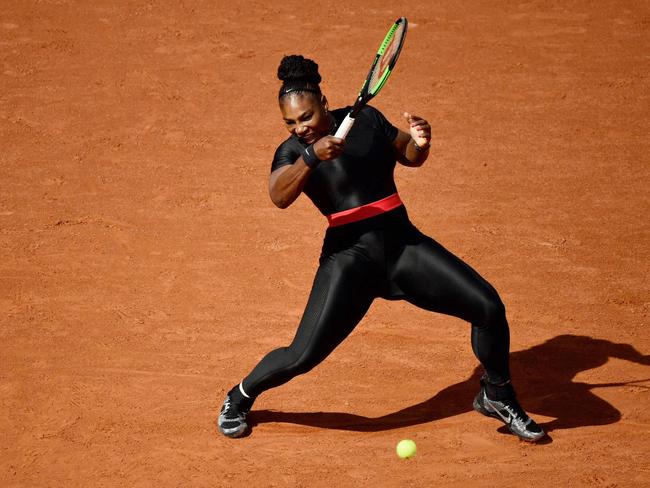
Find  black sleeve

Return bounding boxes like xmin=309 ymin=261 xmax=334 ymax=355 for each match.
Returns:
xmin=360 ymin=105 xmax=399 ymax=142
xmin=271 ymin=138 xmax=301 ymax=173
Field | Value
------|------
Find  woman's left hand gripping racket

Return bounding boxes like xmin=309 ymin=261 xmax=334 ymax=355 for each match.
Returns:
xmin=334 ymin=17 xmax=408 ymax=140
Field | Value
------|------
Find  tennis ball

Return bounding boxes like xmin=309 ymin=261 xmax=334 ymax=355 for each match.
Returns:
xmin=396 ymin=439 xmax=417 ymax=459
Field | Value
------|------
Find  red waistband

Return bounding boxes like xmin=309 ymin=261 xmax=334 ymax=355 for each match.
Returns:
xmin=326 ymin=193 xmax=403 ymax=228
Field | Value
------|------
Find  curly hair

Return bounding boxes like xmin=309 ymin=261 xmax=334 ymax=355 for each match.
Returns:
xmin=278 ymin=54 xmax=322 ymax=100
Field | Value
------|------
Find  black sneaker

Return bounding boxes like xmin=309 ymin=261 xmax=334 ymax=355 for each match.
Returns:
xmin=473 ymin=380 xmax=545 ymax=442
xmin=218 ymin=387 xmax=253 ymax=438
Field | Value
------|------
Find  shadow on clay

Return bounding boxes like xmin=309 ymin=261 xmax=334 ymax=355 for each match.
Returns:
xmin=249 ymin=334 xmax=649 ymax=438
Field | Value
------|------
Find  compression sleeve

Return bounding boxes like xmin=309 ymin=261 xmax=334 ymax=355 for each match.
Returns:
xmin=271 ymin=138 xmax=301 ymax=173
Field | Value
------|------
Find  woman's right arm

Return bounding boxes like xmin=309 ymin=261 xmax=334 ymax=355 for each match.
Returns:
xmin=269 ymin=136 xmax=343 ymax=209
xmin=269 ymin=160 xmax=312 ymax=209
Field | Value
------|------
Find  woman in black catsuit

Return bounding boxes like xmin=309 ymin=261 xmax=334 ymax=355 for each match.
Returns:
xmin=218 ymin=55 xmax=545 ymax=442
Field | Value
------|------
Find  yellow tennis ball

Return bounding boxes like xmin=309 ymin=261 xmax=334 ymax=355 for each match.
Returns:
xmin=396 ymin=439 xmax=417 ymax=459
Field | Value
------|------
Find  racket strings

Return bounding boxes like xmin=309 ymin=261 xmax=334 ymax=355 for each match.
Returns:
xmin=368 ymin=22 xmax=406 ymax=94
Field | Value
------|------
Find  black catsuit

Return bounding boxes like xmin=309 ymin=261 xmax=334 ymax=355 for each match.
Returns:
xmin=241 ymin=105 xmax=511 ymax=398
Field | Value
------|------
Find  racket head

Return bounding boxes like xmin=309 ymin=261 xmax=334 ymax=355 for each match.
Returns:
xmin=353 ymin=17 xmax=408 ymax=111
xmin=367 ymin=17 xmax=408 ymax=95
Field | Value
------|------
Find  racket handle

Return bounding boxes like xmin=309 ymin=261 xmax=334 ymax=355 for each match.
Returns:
xmin=334 ymin=113 xmax=355 ymax=140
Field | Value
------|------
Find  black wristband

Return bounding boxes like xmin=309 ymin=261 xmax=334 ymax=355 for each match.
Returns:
xmin=302 ymin=144 xmax=321 ymax=169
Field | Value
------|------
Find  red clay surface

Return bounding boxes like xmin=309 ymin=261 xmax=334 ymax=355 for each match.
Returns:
xmin=1 ymin=1 xmax=649 ymax=486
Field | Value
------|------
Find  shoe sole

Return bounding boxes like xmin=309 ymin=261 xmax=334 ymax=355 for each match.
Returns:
xmin=218 ymin=420 xmax=249 ymax=438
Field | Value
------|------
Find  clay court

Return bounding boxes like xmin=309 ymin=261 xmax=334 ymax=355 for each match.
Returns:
xmin=2 ymin=1 xmax=649 ymax=486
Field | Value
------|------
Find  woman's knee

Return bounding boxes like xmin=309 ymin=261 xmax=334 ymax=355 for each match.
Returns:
xmin=474 ymin=290 xmax=506 ymax=327
xmin=284 ymin=345 xmax=323 ymax=377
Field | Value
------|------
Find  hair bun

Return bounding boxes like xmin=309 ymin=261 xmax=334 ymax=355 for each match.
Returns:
xmin=277 ymin=55 xmax=321 ymax=85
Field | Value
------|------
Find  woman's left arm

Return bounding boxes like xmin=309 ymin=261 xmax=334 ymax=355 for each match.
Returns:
xmin=392 ymin=112 xmax=431 ymax=167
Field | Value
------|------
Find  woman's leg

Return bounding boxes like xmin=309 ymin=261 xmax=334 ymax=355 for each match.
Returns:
xmin=387 ymin=229 xmax=544 ymax=441
xmin=389 ymin=230 xmax=510 ymax=384
xmin=219 ymin=248 xmax=377 ymax=438
xmin=242 ymin=248 xmax=377 ymax=398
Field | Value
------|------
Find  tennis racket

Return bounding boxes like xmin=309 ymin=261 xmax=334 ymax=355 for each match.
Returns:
xmin=334 ymin=17 xmax=408 ymax=140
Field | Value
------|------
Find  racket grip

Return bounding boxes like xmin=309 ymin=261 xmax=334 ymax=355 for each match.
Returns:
xmin=334 ymin=113 xmax=355 ymax=140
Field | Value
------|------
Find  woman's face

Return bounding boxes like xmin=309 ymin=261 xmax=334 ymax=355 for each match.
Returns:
xmin=280 ymin=93 xmax=330 ymax=145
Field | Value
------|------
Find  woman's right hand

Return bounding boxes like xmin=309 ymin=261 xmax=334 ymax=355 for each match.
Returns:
xmin=313 ymin=136 xmax=344 ymax=161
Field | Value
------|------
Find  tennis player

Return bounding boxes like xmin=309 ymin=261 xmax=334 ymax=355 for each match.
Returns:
xmin=218 ymin=55 xmax=545 ymax=442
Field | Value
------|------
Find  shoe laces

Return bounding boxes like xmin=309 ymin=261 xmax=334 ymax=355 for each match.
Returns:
xmin=222 ymin=395 xmax=251 ymax=420
xmin=221 ymin=397 xmax=238 ymax=418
